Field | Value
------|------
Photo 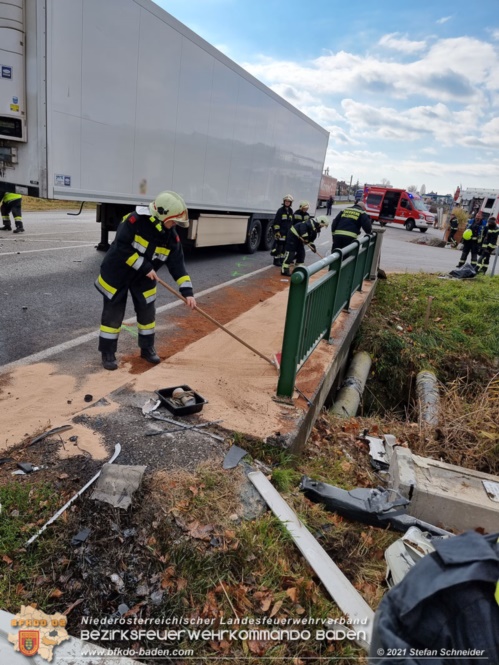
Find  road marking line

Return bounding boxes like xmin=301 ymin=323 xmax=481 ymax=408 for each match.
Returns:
xmin=0 ymin=244 xmax=96 ymax=256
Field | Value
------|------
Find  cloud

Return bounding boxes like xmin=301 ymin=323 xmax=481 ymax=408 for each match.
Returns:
xmin=244 ymin=37 xmax=499 ymax=104
xmin=492 ymin=29 xmax=499 ymax=41
xmin=436 ymin=16 xmax=452 ymax=25
xmin=378 ymin=33 xmax=427 ymax=54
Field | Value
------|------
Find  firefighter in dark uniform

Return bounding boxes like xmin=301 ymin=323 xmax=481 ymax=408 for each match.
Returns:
xmin=370 ymin=531 xmax=499 ymax=664
xmin=95 ymin=191 xmax=196 ymax=370
xmin=271 ymin=194 xmax=294 ymax=267
xmin=0 ymin=192 xmax=24 ymax=233
xmin=447 ymin=213 xmax=459 ymax=247
xmin=477 ymin=216 xmax=499 ymax=274
xmin=457 ymin=213 xmax=483 ymax=269
xmin=331 ymin=200 xmax=372 ymax=250
xmin=293 ymin=200 xmax=311 ymax=225
xmin=281 ymin=215 xmax=329 ymax=276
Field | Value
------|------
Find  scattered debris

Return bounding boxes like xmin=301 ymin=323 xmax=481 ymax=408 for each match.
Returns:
xmin=223 ymin=445 xmax=248 ymax=469
xmin=12 ymin=462 xmax=42 ymax=475
xmin=0 ymin=458 xmax=13 ymax=465
xmin=71 ymin=528 xmax=91 ymax=547
xmin=358 ymin=431 xmax=398 ymax=471
xmin=25 ymin=443 xmax=121 ymax=547
xmin=69 ymin=435 xmax=78 ymax=443
xmin=384 ymin=526 xmax=443 ymax=588
xmin=150 ymin=413 xmax=225 ymax=442
xmin=141 ymin=398 xmax=161 ymax=415
xmin=300 ymin=477 xmax=452 ymax=537
xmin=145 ymin=419 xmax=223 ymax=438
xmin=248 ymin=470 xmax=374 ymax=651
xmin=91 ymin=464 xmax=146 ymax=509
xmin=84 ymin=394 xmax=93 ymax=403
xmin=28 ymin=424 xmax=73 ymax=447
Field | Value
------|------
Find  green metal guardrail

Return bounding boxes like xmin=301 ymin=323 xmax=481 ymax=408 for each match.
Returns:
xmin=277 ymin=234 xmax=378 ymax=397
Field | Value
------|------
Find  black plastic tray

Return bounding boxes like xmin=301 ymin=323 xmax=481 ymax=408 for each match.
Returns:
xmin=155 ymin=385 xmax=207 ymax=416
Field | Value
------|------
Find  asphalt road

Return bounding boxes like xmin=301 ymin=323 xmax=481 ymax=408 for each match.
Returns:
xmin=0 ymin=206 xmax=457 ymax=367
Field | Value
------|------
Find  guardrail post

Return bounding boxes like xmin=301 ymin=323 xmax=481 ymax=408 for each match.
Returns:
xmin=369 ymin=229 xmax=385 ymax=280
xmin=277 ymin=267 xmax=308 ymax=398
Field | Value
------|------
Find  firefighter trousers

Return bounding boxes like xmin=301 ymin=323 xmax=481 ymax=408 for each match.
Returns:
xmin=332 ymin=234 xmax=357 ymax=251
xmin=99 ymin=276 xmax=156 ymax=353
xmin=458 ymin=240 xmax=479 ymax=268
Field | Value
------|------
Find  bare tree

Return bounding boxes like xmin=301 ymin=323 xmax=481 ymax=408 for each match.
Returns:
xmin=381 ymin=178 xmax=391 ymax=187
xmin=407 ymin=185 xmax=417 ymax=193
xmin=420 ymin=184 xmax=426 ymax=196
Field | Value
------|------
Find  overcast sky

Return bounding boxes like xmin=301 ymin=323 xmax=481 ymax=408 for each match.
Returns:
xmin=156 ymin=0 xmax=499 ymax=196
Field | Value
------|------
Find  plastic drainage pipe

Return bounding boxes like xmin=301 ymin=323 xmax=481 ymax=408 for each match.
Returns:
xmin=416 ymin=370 xmax=440 ymax=427
xmin=330 ymin=351 xmax=372 ymax=417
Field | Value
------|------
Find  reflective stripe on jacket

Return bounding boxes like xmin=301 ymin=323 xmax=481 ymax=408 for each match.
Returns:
xmin=95 ymin=212 xmax=193 ymax=300
xmin=331 ymin=205 xmax=372 ymax=237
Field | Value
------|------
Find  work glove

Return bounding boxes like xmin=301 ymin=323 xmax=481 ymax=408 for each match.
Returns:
xmin=308 ymin=243 xmax=317 ymax=253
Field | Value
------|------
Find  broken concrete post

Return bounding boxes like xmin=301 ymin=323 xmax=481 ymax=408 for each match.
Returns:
xmin=330 ymin=351 xmax=372 ymax=418
xmin=416 ymin=370 xmax=440 ymax=427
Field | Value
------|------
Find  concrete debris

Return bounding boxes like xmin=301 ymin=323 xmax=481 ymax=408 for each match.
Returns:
xmin=91 ymin=464 xmax=146 ymax=509
xmin=390 ymin=446 xmax=499 ymax=533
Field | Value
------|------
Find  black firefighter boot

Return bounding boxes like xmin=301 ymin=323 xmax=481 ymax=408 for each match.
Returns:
xmin=0 ymin=220 xmax=12 ymax=231
xmin=140 ymin=347 xmax=161 ymax=364
xmin=13 ymin=222 xmax=25 ymax=233
xmin=101 ymin=352 xmax=118 ymax=371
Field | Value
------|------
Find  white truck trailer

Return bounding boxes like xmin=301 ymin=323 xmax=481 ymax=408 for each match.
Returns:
xmin=0 ymin=0 xmax=329 ymax=251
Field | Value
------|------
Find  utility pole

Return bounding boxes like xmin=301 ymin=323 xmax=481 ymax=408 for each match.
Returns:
xmin=349 ymin=175 xmax=353 ymax=201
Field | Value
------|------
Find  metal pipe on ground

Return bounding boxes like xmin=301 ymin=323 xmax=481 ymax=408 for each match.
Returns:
xmin=416 ymin=370 xmax=440 ymax=427
xmin=330 ymin=351 xmax=372 ymax=418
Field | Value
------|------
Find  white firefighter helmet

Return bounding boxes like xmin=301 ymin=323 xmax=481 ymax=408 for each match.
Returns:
xmin=283 ymin=194 xmax=294 ymax=203
xmin=149 ymin=191 xmax=189 ymax=227
xmin=298 ymin=200 xmax=310 ymax=210
xmin=315 ymin=215 xmax=330 ymax=228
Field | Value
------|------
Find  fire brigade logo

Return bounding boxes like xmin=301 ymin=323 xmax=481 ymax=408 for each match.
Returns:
xmin=19 ymin=630 xmax=40 ymax=656
xmin=8 ymin=606 xmax=69 ymax=662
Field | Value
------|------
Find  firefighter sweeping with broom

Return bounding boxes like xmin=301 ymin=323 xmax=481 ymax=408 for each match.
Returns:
xmin=95 ymin=191 xmax=196 ymax=370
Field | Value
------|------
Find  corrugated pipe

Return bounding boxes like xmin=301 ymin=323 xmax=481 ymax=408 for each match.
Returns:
xmin=416 ymin=370 xmax=440 ymax=427
xmin=330 ymin=351 xmax=372 ymax=418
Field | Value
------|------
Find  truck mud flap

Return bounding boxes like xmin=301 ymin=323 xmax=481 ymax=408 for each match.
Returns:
xmin=299 ymin=477 xmax=452 ymax=537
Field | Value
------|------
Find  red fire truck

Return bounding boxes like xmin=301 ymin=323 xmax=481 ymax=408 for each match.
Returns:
xmin=363 ymin=186 xmax=434 ymax=232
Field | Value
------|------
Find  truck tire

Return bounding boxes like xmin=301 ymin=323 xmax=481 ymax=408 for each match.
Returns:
xmin=260 ymin=220 xmax=274 ymax=251
xmin=419 ymin=228 xmax=428 ymax=233
xmin=380 ymin=222 xmax=387 ymax=227
xmin=244 ymin=219 xmax=262 ymax=254
xmin=405 ymin=219 xmax=415 ymax=232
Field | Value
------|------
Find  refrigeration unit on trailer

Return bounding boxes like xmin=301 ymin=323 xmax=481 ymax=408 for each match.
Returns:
xmin=0 ymin=0 xmax=329 ymax=252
